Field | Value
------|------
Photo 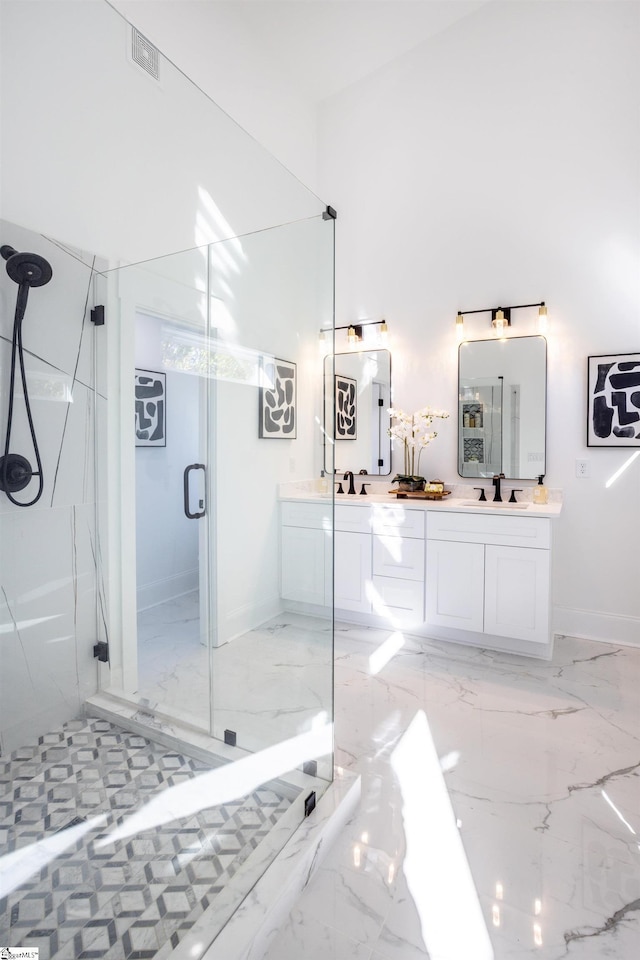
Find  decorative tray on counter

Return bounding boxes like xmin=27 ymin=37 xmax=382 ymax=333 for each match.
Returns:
xmin=388 ymin=489 xmax=452 ymax=500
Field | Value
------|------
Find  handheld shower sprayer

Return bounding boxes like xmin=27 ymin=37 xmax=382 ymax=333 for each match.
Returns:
xmin=0 ymin=243 xmax=53 ymax=506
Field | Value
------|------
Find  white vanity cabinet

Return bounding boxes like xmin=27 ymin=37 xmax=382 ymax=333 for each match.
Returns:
xmin=426 ymin=512 xmax=551 ymax=648
xmin=279 ymin=499 xmax=426 ymax=621
xmin=280 ymin=496 xmax=558 ymax=658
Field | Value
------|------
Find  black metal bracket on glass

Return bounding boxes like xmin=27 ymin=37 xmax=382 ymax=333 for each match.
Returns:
xmin=183 ymin=463 xmax=206 ymax=519
xmin=509 ymin=489 xmax=523 ymax=503
xmin=90 ymin=305 xmax=105 ymax=326
xmin=93 ymin=641 xmax=109 ymax=662
xmin=322 ymin=205 xmax=337 ymax=220
xmin=473 ymin=487 xmax=487 ymax=502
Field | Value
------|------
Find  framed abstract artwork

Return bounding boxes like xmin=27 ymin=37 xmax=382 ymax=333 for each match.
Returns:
xmin=335 ymin=374 xmax=357 ymax=439
xmin=587 ymin=353 xmax=640 ymax=447
xmin=135 ymin=368 xmax=166 ymax=447
xmin=259 ymin=357 xmax=297 ymax=438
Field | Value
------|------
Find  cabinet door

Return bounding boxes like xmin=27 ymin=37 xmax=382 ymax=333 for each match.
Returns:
xmin=484 ymin=545 xmax=550 ymax=644
xmin=334 ymin=531 xmax=372 ymax=613
xmin=425 ymin=539 xmax=484 ymax=633
xmin=281 ymin=525 xmax=326 ymax=606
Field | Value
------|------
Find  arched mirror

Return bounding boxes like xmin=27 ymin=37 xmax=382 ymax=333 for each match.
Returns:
xmin=458 ymin=336 xmax=547 ymax=479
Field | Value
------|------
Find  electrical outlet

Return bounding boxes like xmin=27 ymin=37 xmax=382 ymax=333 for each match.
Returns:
xmin=576 ymin=459 xmax=590 ymax=478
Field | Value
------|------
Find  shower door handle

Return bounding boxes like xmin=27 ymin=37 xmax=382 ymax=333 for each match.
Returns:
xmin=184 ymin=463 xmax=206 ymax=519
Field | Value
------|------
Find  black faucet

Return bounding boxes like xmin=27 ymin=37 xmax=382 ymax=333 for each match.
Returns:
xmin=492 ymin=473 xmax=505 ymax=502
xmin=343 ymin=471 xmax=356 ymax=495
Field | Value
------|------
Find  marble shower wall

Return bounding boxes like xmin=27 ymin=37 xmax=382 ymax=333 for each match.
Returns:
xmin=0 ymin=220 xmax=103 ymax=755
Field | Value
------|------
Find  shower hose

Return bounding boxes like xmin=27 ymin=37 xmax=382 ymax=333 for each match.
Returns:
xmin=2 ymin=284 xmax=44 ymax=506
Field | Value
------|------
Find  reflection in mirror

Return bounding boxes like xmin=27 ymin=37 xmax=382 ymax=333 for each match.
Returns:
xmin=458 ymin=336 xmax=546 ymax=479
xmin=324 ymin=350 xmax=391 ymax=475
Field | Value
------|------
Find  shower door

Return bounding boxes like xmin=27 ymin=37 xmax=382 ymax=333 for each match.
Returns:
xmin=99 ymin=246 xmax=214 ymax=731
xmin=98 ymin=215 xmax=335 ymax=773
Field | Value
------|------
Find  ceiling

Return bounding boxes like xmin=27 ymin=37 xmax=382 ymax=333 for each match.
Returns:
xmin=200 ymin=0 xmax=489 ymax=103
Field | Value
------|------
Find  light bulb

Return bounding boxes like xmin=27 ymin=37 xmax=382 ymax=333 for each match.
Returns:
xmin=456 ymin=313 xmax=465 ymax=342
xmin=538 ymin=303 xmax=548 ymax=334
xmin=347 ymin=325 xmax=357 ymax=344
xmin=379 ymin=319 xmax=388 ymax=344
xmin=493 ymin=309 xmax=507 ymax=337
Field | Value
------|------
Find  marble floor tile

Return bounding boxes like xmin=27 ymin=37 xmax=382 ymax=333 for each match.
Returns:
xmin=267 ymin=914 xmax=374 ymax=960
xmin=265 ymin=625 xmax=640 ymax=960
xmin=72 ymin=607 xmax=640 ymax=958
xmin=129 ymin=598 xmax=334 ymax=752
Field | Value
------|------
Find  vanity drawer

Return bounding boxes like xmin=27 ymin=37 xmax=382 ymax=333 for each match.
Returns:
xmin=334 ymin=504 xmax=372 ymax=534
xmin=427 ymin=512 xmax=551 ymax=549
xmin=371 ymin=575 xmax=424 ymax=625
xmin=373 ymin=536 xmax=425 ymax=581
xmin=370 ymin=504 xmax=425 ymax=539
xmin=281 ymin=500 xmax=331 ymax=530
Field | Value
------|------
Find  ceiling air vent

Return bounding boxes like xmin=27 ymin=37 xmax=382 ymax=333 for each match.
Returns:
xmin=131 ymin=27 xmax=159 ymax=80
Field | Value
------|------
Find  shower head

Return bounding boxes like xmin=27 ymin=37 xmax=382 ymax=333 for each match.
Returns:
xmin=1 ymin=245 xmax=53 ymax=287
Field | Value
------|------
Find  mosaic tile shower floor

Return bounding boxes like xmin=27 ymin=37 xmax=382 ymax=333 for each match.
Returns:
xmin=0 ymin=718 xmax=296 ymax=959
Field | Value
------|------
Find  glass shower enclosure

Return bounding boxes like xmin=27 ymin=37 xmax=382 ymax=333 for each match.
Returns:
xmin=89 ymin=211 xmax=336 ymax=956
xmin=0 ymin=0 xmax=336 ymax=955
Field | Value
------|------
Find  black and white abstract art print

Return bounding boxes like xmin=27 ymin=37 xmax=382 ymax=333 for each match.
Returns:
xmin=587 ymin=353 xmax=640 ymax=447
xmin=135 ymin=368 xmax=166 ymax=447
xmin=259 ymin=357 xmax=297 ymax=438
xmin=335 ymin=375 xmax=357 ymax=439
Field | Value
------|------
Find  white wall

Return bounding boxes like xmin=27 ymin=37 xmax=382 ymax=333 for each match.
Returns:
xmin=318 ymin=0 xmax=640 ymax=646
xmin=134 ymin=313 xmax=200 ymax=609
xmin=111 ymin=0 xmax=319 ymax=192
xmin=0 ymin=0 xmax=322 ymax=265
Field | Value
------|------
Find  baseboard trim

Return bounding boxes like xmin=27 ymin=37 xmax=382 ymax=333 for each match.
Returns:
xmin=137 ymin=571 xmax=198 ymax=611
xmin=553 ymin=606 xmax=640 ymax=648
xmin=217 ymin=595 xmax=284 ymax=646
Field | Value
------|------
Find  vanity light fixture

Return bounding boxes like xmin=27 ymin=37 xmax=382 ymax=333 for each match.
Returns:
xmin=321 ymin=319 xmax=390 ymax=348
xmin=455 ymin=301 xmax=547 ymax=339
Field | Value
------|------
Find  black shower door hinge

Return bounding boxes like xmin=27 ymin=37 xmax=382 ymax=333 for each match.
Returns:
xmin=322 ymin=205 xmax=337 ymax=220
xmin=93 ymin=641 xmax=109 ymax=662
xmin=91 ymin=305 xmax=105 ymax=325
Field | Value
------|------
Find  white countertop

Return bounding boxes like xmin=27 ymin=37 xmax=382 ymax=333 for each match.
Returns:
xmin=279 ymin=491 xmax=562 ymax=519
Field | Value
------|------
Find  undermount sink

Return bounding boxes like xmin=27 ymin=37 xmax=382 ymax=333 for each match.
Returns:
xmin=461 ymin=501 xmax=529 ymax=509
